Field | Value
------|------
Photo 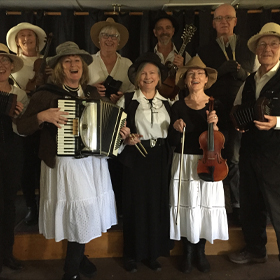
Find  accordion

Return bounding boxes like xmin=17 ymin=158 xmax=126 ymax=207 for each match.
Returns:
xmin=0 ymin=91 xmax=17 ymax=117
xmin=57 ymin=99 xmax=127 ymax=158
xmin=230 ymin=97 xmax=271 ymax=131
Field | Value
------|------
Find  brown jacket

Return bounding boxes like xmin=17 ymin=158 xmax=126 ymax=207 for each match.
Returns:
xmin=17 ymin=84 xmax=100 ymax=168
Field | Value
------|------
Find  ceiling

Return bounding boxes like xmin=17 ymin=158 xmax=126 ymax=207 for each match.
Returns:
xmin=0 ymin=0 xmax=280 ymax=11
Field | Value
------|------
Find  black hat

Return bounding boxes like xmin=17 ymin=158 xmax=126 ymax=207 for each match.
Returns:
xmin=128 ymin=52 xmax=169 ymax=86
xmin=153 ymin=10 xmax=179 ymax=33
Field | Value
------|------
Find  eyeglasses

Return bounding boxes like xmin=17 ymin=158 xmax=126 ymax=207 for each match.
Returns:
xmin=213 ymin=16 xmax=236 ymax=22
xmin=0 ymin=57 xmax=11 ymax=66
xmin=257 ymin=42 xmax=280 ymax=50
xmin=100 ymin=33 xmax=119 ymax=40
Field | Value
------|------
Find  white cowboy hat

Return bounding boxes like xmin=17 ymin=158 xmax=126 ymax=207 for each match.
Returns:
xmin=176 ymin=56 xmax=217 ymax=90
xmin=0 ymin=43 xmax=24 ymax=73
xmin=247 ymin=22 xmax=280 ymax=53
xmin=90 ymin=17 xmax=129 ymax=50
xmin=6 ymin=22 xmax=47 ymax=53
xmin=46 ymin=41 xmax=93 ymax=68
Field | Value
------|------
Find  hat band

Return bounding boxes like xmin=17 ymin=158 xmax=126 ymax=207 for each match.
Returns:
xmin=0 ymin=51 xmax=9 ymax=54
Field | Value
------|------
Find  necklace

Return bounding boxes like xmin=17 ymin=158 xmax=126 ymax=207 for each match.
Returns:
xmin=63 ymin=84 xmax=81 ymax=92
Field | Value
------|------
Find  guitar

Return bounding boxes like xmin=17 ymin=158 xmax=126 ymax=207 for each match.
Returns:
xmin=158 ymin=24 xmax=197 ymax=100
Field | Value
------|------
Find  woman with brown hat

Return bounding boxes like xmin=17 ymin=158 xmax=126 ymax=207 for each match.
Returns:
xmin=117 ymin=52 xmax=171 ymax=273
xmin=168 ymin=56 xmax=228 ymax=274
xmin=6 ymin=22 xmax=51 ymax=226
xmin=17 ymin=41 xmax=129 ymax=280
xmin=88 ymin=17 xmax=134 ymax=103
xmin=0 ymin=43 xmax=28 ymax=273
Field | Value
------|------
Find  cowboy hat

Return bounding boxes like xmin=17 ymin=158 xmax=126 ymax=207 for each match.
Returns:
xmin=128 ymin=52 xmax=169 ymax=86
xmin=6 ymin=22 xmax=47 ymax=53
xmin=247 ymin=22 xmax=280 ymax=53
xmin=0 ymin=43 xmax=24 ymax=73
xmin=153 ymin=10 xmax=179 ymax=34
xmin=90 ymin=18 xmax=129 ymax=50
xmin=176 ymin=56 xmax=217 ymax=90
xmin=46 ymin=41 xmax=93 ymax=69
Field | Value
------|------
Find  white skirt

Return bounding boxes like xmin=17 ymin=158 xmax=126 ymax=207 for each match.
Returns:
xmin=170 ymin=153 xmax=228 ymax=244
xmin=39 ymin=156 xmax=117 ymax=243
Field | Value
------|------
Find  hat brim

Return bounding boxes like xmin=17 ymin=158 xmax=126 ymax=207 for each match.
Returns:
xmin=6 ymin=22 xmax=47 ymax=53
xmin=47 ymin=51 xmax=93 ymax=69
xmin=128 ymin=52 xmax=169 ymax=86
xmin=176 ymin=66 xmax=217 ymax=90
xmin=153 ymin=14 xmax=179 ymax=34
xmin=0 ymin=53 xmax=24 ymax=73
xmin=248 ymin=32 xmax=280 ymax=53
xmin=90 ymin=20 xmax=129 ymax=50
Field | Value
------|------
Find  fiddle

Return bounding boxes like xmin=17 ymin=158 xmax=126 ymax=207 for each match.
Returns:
xmin=25 ymin=33 xmax=53 ymax=96
xmin=197 ymin=97 xmax=228 ymax=182
xmin=158 ymin=24 xmax=196 ymax=100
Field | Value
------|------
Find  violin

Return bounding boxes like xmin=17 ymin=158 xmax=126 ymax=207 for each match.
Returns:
xmin=25 ymin=33 xmax=53 ymax=96
xmin=197 ymin=97 xmax=228 ymax=182
xmin=158 ymin=24 xmax=196 ymax=100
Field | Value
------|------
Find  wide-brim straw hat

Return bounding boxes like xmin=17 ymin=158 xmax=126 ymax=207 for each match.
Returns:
xmin=247 ymin=22 xmax=280 ymax=53
xmin=176 ymin=56 xmax=217 ymax=90
xmin=153 ymin=10 xmax=179 ymax=34
xmin=90 ymin=17 xmax=129 ymax=50
xmin=0 ymin=43 xmax=24 ymax=73
xmin=6 ymin=22 xmax=47 ymax=53
xmin=128 ymin=52 xmax=169 ymax=86
xmin=46 ymin=41 xmax=93 ymax=69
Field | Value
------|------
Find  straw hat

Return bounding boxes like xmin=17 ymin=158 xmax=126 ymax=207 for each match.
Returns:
xmin=0 ymin=43 xmax=24 ymax=73
xmin=247 ymin=22 xmax=280 ymax=53
xmin=176 ymin=56 xmax=217 ymax=90
xmin=46 ymin=41 xmax=93 ymax=69
xmin=128 ymin=52 xmax=169 ymax=86
xmin=6 ymin=22 xmax=47 ymax=53
xmin=90 ymin=18 xmax=129 ymax=50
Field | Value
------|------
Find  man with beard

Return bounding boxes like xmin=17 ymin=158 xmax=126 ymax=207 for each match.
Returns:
xmin=153 ymin=12 xmax=191 ymax=68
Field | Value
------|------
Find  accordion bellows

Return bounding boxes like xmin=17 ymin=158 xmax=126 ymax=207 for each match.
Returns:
xmin=0 ymin=91 xmax=17 ymax=117
xmin=230 ymin=97 xmax=271 ymax=131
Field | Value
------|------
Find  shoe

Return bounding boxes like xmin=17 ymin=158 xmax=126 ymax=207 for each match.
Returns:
xmin=181 ymin=238 xmax=194 ymax=273
xmin=61 ymin=274 xmax=80 ymax=280
xmin=195 ymin=239 xmax=210 ymax=273
xmin=24 ymin=206 xmax=38 ymax=225
xmin=148 ymin=260 xmax=161 ymax=272
xmin=79 ymin=255 xmax=97 ymax=277
xmin=3 ymin=256 xmax=23 ymax=270
xmin=124 ymin=258 xmax=137 ymax=273
xmin=228 ymin=249 xmax=268 ymax=264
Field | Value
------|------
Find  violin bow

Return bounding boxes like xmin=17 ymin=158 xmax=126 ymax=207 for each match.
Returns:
xmin=175 ymin=126 xmax=186 ymax=225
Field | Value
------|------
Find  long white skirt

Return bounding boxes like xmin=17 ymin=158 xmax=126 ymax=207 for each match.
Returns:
xmin=170 ymin=153 xmax=228 ymax=244
xmin=39 ymin=156 xmax=117 ymax=243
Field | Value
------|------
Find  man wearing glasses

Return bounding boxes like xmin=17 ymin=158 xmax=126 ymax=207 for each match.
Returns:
xmin=197 ymin=4 xmax=257 ymax=225
xmin=229 ymin=22 xmax=280 ymax=265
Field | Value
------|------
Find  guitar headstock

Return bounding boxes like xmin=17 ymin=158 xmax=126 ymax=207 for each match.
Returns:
xmin=181 ymin=24 xmax=197 ymax=44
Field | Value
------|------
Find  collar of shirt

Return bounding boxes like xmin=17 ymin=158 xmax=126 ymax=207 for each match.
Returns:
xmin=254 ymin=60 xmax=280 ymax=99
xmin=95 ymin=50 xmax=122 ymax=60
xmin=132 ymin=89 xmax=167 ymax=105
xmin=154 ymin=43 xmax=178 ymax=64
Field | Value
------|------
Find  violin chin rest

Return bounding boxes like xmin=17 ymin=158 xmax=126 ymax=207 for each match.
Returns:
xmin=198 ymin=166 xmax=215 ymax=182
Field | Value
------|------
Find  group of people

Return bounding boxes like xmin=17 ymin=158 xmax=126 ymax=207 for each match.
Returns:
xmin=1 ymin=3 xmax=280 ymax=280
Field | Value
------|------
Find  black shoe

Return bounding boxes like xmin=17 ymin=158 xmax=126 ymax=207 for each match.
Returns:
xmin=61 ymin=274 xmax=80 ymax=280
xmin=181 ymin=257 xmax=192 ymax=273
xmin=24 ymin=206 xmax=38 ymax=225
xmin=124 ymin=258 xmax=137 ymax=273
xmin=3 ymin=256 xmax=23 ymax=270
xmin=79 ymin=255 xmax=97 ymax=277
xmin=148 ymin=260 xmax=161 ymax=272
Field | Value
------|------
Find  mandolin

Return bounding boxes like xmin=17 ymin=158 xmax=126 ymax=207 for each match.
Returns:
xmin=158 ymin=24 xmax=196 ymax=100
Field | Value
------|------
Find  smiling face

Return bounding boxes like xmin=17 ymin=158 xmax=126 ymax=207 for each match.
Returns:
xmin=213 ymin=4 xmax=237 ymax=38
xmin=98 ymin=26 xmax=120 ymax=53
xmin=153 ymin=18 xmax=175 ymax=46
xmin=184 ymin=68 xmax=208 ymax=93
xmin=61 ymin=55 xmax=83 ymax=87
xmin=16 ymin=29 xmax=38 ymax=56
xmin=0 ymin=55 xmax=13 ymax=83
xmin=256 ymin=35 xmax=280 ymax=71
xmin=137 ymin=63 xmax=160 ymax=93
